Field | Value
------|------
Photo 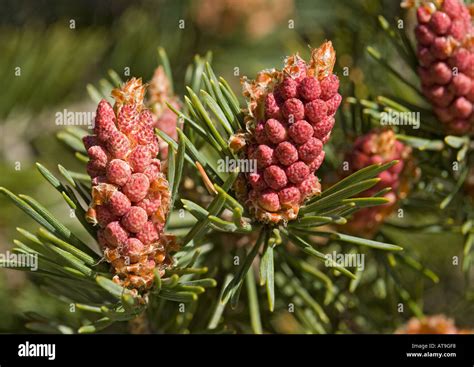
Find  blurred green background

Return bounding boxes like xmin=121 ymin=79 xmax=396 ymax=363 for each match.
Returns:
xmin=0 ymin=0 xmax=471 ymax=333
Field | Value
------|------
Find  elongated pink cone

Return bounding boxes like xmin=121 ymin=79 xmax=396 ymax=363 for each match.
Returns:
xmin=343 ymin=129 xmax=412 ymax=236
xmin=413 ymin=0 xmax=474 ymax=135
xmin=84 ymin=78 xmax=175 ymax=291
xmin=235 ymin=41 xmax=341 ymax=223
xmin=148 ymin=66 xmax=182 ymax=159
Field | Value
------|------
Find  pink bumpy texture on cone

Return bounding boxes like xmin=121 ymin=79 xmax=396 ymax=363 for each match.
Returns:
xmin=344 ymin=128 xmax=411 ymax=236
xmin=148 ymin=66 xmax=182 ymax=160
xmin=414 ymin=0 xmax=474 ymax=135
xmin=239 ymin=42 xmax=341 ymax=222
xmin=84 ymin=78 xmax=171 ymax=291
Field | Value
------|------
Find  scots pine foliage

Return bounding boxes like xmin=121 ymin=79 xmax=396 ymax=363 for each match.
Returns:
xmin=154 ymin=42 xmax=406 ymax=333
xmin=0 ymin=50 xmax=216 ymax=334
xmin=1 ymin=26 xmax=453 ymax=332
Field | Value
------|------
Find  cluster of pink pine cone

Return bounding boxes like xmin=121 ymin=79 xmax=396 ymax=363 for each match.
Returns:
xmin=415 ymin=0 xmax=474 ymax=135
xmin=84 ymin=78 xmax=172 ymax=291
xmin=236 ymin=42 xmax=342 ymax=223
xmin=344 ymin=129 xmax=411 ymax=236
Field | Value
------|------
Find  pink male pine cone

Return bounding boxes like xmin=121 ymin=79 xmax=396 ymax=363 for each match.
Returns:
xmin=343 ymin=128 xmax=412 ymax=237
xmin=234 ymin=41 xmax=342 ymax=223
xmin=84 ymin=78 xmax=174 ymax=292
xmin=413 ymin=0 xmax=474 ymax=135
xmin=148 ymin=66 xmax=182 ymax=159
